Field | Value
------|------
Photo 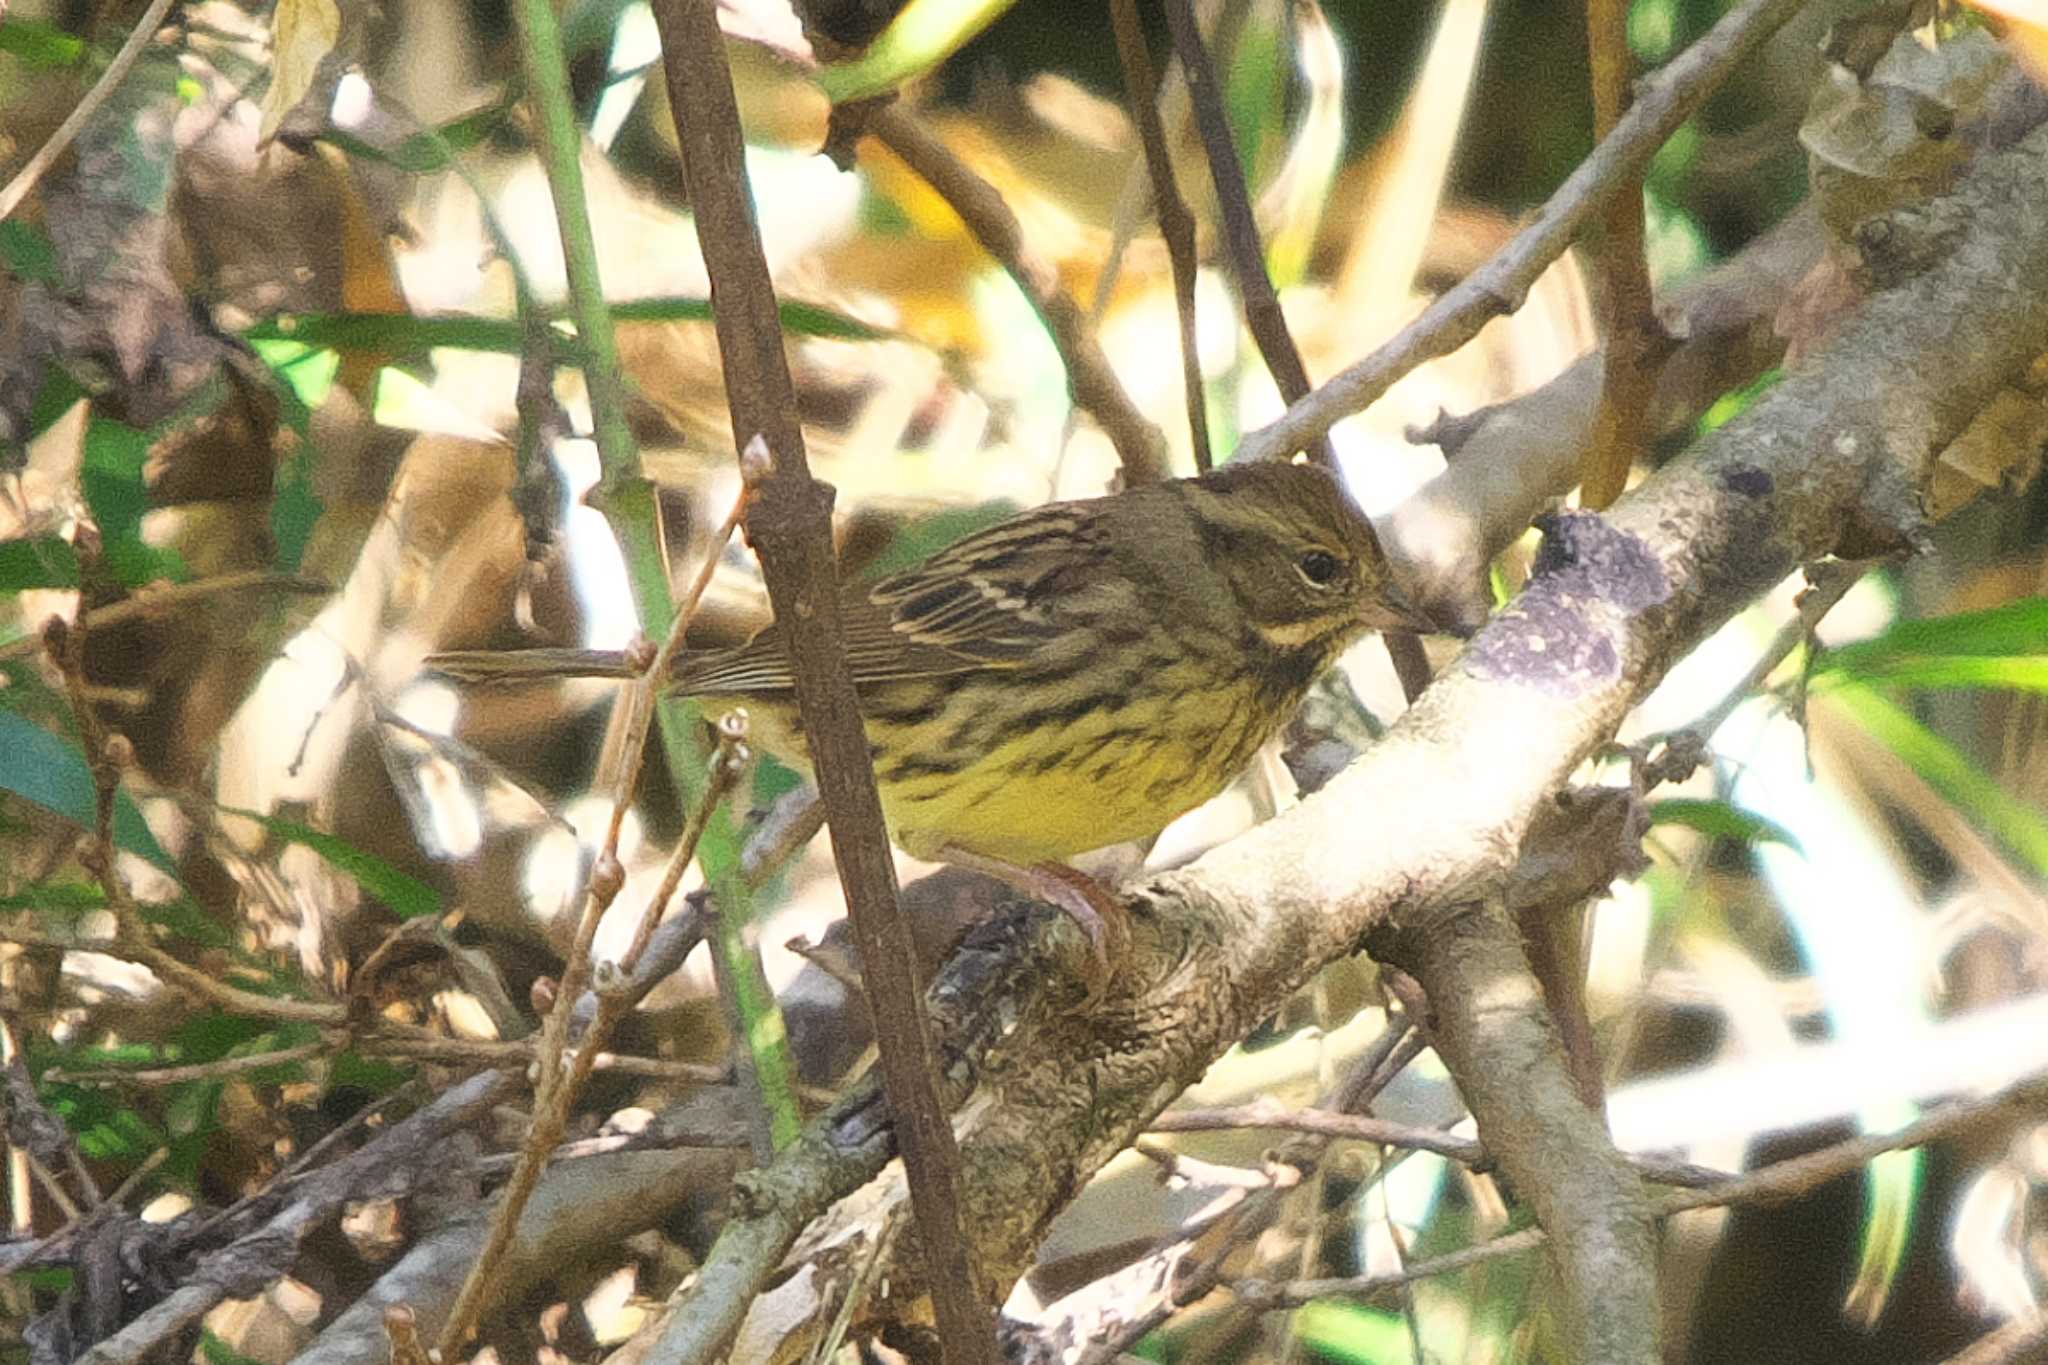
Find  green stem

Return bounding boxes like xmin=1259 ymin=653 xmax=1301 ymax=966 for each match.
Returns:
xmin=509 ymin=0 xmax=802 ymax=1145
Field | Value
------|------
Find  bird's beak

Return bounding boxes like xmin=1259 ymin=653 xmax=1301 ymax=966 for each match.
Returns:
xmin=1359 ymin=578 xmax=1440 ymax=636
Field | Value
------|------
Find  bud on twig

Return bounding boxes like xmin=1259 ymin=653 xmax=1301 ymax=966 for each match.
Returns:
xmin=739 ymin=433 xmax=775 ymax=486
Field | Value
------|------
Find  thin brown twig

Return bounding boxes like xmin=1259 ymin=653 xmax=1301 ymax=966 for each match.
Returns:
xmin=1159 ymin=0 xmax=1433 ymax=703
xmin=1687 ymin=558 xmax=1872 ymax=742
xmin=0 ymin=572 xmax=329 ymax=664
xmin=21 ymin=1150 xmax=82 ymax=1223
xmin=1067 ymin=1020 xmax=1422 ymax=1363
xmin=191 ymin=1080 xmax=429 ymax=1243
xmin=45 ymin=1041 xmax=328 ymax=1087
xmin=353 ymin=1030 xmax=726 ymax=1082
xmin=102 ymin=1148 xmax=166 ymax=1209
xmin=865 ymin=105 xmax=1171 ymax=488
xmin=650 ymin=5 xmax=1001 ymax=1359
xmin=1132 ymin=1139 xmax=1290 ymax=1192
xmin=621 ymin=717 xmax=754 ymax=979
xmin=1072 ymin=1184 xmax=1277 ymax=1365
xmin=1232 ymin=0 xmax=1813 ymax=468
xmin=1110 ymin=0 xmax=1212 ymax=471
xmin=431 ymin=373 xmax=761 ymax=1360
xmin=0 ymin=919 xmax=347 ymax=1025
xmin=1160 ymin=0 xmax=1324 ymax=461
xmin=1578 ymin=0 xmax=1674 ymax=509
xmin=0 ymin=0 xmax=180 ymax=222
xmin=1524 ymin=2 xmax=1659 ymax=1104
xmin=1233 ymin=1076 xmax=2048 ymax=1311
xmin=119 ymin=928 xmax=348 ymax=1025
xmin=1148 ymin=1102 xmax=1731 ymax=1187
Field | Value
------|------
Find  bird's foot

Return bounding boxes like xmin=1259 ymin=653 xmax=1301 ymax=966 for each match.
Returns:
xmin=937 ymin=848 xmax=1130 ymax=982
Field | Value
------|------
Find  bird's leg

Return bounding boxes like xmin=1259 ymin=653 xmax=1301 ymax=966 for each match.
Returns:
xmin=936 ymin=847 xmax=1129 ymax=971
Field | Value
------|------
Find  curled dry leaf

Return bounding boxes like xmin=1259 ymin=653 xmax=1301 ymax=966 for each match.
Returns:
xmin=258 ymin=0 xmax=343 ymax=145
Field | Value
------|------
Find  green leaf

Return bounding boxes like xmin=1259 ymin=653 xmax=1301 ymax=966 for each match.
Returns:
xmin=43 ymin=1083 xmax=167 ymax=1161
xmin=618 ymin=295 xmax=896 ymax=343
xmin=1649 ymin=798 xmax=1805 ymax=854
xmin=1289 ymin=1300 xmax=1417 ymax=1364
xmin=815 ymin=0 xmax=1021 ymax=103
xmin=140 ymin=896 xmax=234 ymax=949
xmin=329 ymin=1051 xmax=410 ymax=1095
xmin=1818 ymin=597 xmax=2048 ymax=684
xmin=0 ymin=221 xmax=60 ymax=283
xmin=199 ymin=1331 xmax=272 ymax=1365
xmin=0 ymin=537 xmax=80 ymax=589
xmin=164 ymin=1076 xmax=221 ymax=1138
xmin=1831 ymin=683 xmax=2048 ymax=876
xmin=242 ymin=297 xmax=895 ymax=357
xmin=220 ymin=806 xmax=440 ymax=919
xmin=258 ymin=344 xmax=330 ymax=574
xmin=0 ymin=709 xmax=176 ymax=872
xmin=1817 ymin=655 xmax=2048 ymax=693
xmin=0 ymin=881 xmax=105 ymax=916
xmin=1698 ymin=366 xmax=1782 ymax=436
xmin=0 ymin=18 xmax=86 ymax=67
xmin=318 ymin=97 xmax=515 ymax=175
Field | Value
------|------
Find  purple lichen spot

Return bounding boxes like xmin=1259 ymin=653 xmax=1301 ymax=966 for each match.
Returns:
xmin=1721 ymin=464 xmax=1773 ymax=499
xmin=1529 ymin=510 xmax=1672 ymax=611
xmin=1465 ymin=511 xmax=1669 ymax=693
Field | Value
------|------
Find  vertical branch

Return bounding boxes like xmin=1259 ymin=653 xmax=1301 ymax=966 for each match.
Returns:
xmin=648 ymin=5 xmax=1001 ymax=1364
xmin=1161 ymin=0 xmax=1325 ymax=460
xmin=1110 ymin=0 xmax=1214 ymax=471
xmin=1377 ymin=900 xmax=1661 ymax=1363
xmin=1161 ymin=0 xmax=1434 ymax=703
xmin=1576 ymin=0 xmax=1673 ymax=509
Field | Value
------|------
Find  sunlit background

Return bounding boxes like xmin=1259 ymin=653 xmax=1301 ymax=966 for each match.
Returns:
xmin=3 ymin=0 xmax=2046 ymax=1360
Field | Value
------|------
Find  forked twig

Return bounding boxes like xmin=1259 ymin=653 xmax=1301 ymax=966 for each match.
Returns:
xmin=1232 ymin=0 xmax=1813 ymax=468
xmin=433 ymin=471 xmax=757 ymax=1351
xmin=1161 ymin=0 xmax=1433 ymax=703
xmin=1233 ymin=1074 xmax=2048 ymax=1310
xmin=866 ymin=105 xmax=1171 ymax=486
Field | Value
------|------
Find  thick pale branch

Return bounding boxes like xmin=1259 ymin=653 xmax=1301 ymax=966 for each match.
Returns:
xmin=296 ymin=1148 xmax=737 ymax=1365
xmin=1386 ymin=205 xmax=1822 ymax=631
xmin=1376 ymin=901 xmax=1658 ymax=1361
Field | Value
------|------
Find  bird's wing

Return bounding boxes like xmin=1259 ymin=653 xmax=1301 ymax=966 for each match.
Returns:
xmin=677 ymin=500 xmax=1113 ymax=696
xmin=867 ymin=501 xmax=1111 ymax=660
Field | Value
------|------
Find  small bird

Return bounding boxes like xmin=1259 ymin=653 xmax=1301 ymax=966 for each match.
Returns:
xmin=432 ymin=459 xmax=1430 ymax=954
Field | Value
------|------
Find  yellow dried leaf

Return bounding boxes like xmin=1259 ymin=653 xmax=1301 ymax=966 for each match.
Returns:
xmin=258 ymin=0 xmax=341 ymax=145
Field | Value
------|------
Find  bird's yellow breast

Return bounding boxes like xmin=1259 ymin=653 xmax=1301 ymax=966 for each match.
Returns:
xmin=872 ymin=679 xmax=1269 ymax=865
xmin=698 ymin=672 xmax=1274 ymax=867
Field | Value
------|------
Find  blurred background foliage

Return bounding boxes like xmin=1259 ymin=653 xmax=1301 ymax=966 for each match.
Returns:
xmin=1 ymin=0 xmax=2046 ymax=1361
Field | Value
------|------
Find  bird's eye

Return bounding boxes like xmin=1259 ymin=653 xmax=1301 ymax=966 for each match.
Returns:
xmin=1296 ymin=550 xmax=1343 ymax=587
